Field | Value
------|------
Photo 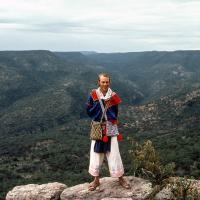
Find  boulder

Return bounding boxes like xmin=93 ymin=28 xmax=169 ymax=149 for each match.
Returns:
xmin=6 ymin=182 xmax=67 ymax=200
xmin=60 ymin=176 xmax=152 ymax=200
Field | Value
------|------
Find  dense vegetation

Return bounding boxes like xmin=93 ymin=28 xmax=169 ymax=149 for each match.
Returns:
xmin=0 ymin=50 xmax=199 ymax=199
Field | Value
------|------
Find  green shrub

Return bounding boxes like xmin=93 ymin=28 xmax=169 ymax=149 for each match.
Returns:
xmin=128 ymin=137 xmax=175 ymax=199
xmin=168 ymin=177 xmax=200 ymax=200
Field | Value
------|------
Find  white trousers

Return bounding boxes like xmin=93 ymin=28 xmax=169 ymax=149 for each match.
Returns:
xmin=88 ymin=136 xmax=124 ymax=177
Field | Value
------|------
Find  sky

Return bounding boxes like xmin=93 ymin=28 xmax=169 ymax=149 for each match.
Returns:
xmin=0 ymin=0 xmax=200 ymax=52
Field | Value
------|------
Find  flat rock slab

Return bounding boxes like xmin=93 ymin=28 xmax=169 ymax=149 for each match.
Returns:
xmin=7 ymin=176 xmax=199 ymax=199
xmin=60 ymin=176 xmax=152 ymax=200
xmin=6 ymin=182 xmax=67 ymax=200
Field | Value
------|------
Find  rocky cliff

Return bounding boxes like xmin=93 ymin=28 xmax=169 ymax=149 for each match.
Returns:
xmin=6 ymin=176 xmax=200 ymax=200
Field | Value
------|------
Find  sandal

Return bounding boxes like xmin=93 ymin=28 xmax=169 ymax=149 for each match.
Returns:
xmin=119 ymin=178 xmax=131 ymax=189
xmin=88 ymin=181 xmax=100 ymax=191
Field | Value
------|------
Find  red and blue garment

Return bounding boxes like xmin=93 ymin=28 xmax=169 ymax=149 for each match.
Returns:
xmin=86 ymin=89 xmax=122 ymax=153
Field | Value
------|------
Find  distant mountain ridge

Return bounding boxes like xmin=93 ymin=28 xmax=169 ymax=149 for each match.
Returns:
xmin=0 ymin=50 xmax=200 ymax=135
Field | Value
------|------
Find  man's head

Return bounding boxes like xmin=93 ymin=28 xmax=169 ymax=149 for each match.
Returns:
xmin=98 ymin=73 xmax=111 ymax=93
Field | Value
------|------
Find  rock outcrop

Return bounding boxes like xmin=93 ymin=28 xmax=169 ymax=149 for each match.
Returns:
xmin=5 ymin=176 xmax=200 ymax=200
xmin=60 ymin=176 xmax=152 ymax=200
xmin=6 ymin=182 xmax=67 ymax=200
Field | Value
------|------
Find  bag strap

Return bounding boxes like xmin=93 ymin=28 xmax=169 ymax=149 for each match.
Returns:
xmin=100 ymin=99 xmax=108 ymax=122
xmin=96 ymin=90 xmax=110 ymax=122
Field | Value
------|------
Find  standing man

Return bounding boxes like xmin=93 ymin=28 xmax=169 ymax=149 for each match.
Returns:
xmin=86 ymin=73 xmax=131 ymax=191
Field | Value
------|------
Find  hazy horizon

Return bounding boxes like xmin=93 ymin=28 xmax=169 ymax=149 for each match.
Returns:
xmin=0 ymin=49 xmax=200 ymax=54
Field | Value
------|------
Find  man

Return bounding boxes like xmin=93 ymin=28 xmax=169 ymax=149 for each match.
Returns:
xmin=86 ymin=73 xmax=131 ymax=191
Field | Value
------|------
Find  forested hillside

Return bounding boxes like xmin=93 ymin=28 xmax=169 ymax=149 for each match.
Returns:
xmin=0 ymin=50 xmax=199 ymax=199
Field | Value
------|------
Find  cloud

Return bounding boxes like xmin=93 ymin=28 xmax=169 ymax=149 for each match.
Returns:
xmin=0 ymin=0 xmax=200 ymax=51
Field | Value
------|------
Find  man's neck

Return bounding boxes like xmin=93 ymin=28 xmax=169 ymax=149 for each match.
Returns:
xmin=100 ymin=88 xmax=108 ymax=96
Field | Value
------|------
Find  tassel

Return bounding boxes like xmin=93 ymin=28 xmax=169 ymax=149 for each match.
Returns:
xmin=102 ymin=135 xmax=108 ymax=142
xmin=117 ymin=133 xmax=123 ymax=141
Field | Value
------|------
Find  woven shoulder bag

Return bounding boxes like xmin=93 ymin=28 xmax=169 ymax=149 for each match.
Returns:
xmin=90 ymin=102 xmax=108 ymax=140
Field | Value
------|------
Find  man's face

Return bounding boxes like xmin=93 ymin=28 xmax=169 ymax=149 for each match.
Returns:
xmin=98 ymin=75 xmax=110 ymax=92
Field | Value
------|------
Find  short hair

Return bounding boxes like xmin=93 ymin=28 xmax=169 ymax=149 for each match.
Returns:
xmin=98 ymin=73 xmax=111 ymax=82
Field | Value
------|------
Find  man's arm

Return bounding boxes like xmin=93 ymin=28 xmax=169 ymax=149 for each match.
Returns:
xmin=86 ymin=95 xmax=99 ymax=118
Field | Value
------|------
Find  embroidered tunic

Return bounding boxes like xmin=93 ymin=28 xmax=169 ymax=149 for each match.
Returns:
xmin=86 ymin=89 xmax=121 ymax=122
